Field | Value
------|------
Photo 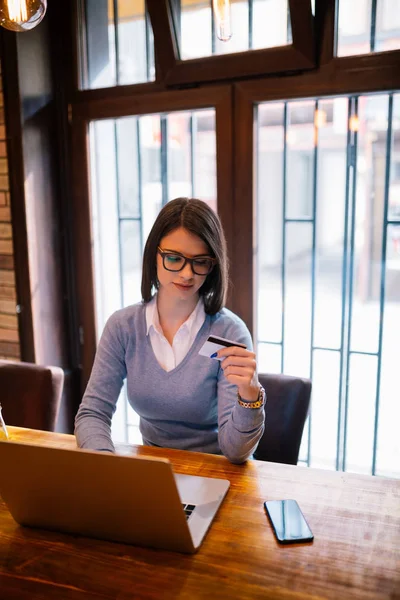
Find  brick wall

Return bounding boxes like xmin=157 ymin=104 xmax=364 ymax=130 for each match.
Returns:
xmin=0 ymin=59 xmax=20 ymax=360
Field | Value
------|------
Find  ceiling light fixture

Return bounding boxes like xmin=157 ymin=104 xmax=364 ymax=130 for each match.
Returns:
xmin=0 ymin=0 xmax=47 ymax=32
xmin=212 ymin=0 xmax=232 ymax=42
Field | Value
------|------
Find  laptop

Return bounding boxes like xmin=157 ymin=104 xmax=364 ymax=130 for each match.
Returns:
xmin=0 ymin=440 xmax=230 ymax=554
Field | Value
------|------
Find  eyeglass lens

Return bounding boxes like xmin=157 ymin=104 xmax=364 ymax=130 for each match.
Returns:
xmin=163 ymin=253 xmax=213 ymax=275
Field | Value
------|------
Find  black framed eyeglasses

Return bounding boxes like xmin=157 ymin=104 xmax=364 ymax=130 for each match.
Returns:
xmin=157 ymin=247 xmax=216 ymax=276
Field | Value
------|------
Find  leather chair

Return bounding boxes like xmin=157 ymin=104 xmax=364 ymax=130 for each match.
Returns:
xmin=254 ymin=373 xmax=312 ymax=465
xmin=0 ymin=360 xmax=64 ymax=431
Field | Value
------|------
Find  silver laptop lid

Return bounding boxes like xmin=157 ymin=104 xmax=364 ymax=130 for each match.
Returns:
xmin=0 ymin=440 xmax=229 ymax=553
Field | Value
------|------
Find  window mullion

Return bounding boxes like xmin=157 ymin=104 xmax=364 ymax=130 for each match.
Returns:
xmin=161 ymin=116 xmax=169 ymax=207
xmin=307 ymin=99 xmax=320 ymax=467
xmin=341 ymin=96 xmax=359 ymax=473
xmin=112 ymin=0 xmax=120 ymax=86
xmin=372 ymin=93 xmax=394 ymax=475
xmin=370 ymin=0 xmax=378 ymax=53
xmin=336 ymin=96 xmax=354 ymax=472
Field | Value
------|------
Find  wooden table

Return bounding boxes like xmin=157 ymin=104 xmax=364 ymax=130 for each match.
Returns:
xmin=0 ymin=427 xmax=399 ymax=600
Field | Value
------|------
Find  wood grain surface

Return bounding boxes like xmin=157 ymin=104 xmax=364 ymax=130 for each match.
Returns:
xmin=0 ymin=427 xmax=399 ymax=600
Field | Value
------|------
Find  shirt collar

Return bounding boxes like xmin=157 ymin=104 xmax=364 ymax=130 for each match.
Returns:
xmin=182 ymin=296 xmax=206 ymax=338
xmin=145 ymin=295 xmax=161 ymax=336
xmin=145 ymin=295 xmax=205 ymax=337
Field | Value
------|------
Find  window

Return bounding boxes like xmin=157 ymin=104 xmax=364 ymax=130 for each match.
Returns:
xmin=88 ymin=109 xmax=216 ymax=442
xmin=179 ymin=0 xmax=292 ymax=60
xmin=68 ymin=0 xmax=399 ymax=477
xmin=337 ymin=0 xmax=400 ymax=56
xmin=79 ymin=0 xmax=155 ymax=89
xmin=256 ymin=93 xmax=400 ymax=477
xmin=157 ymin=0 xmax=315 ymax=85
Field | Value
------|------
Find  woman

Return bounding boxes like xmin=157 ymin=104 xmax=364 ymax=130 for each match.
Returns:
xmin=75 ymin=198 xmax=265 ymax=464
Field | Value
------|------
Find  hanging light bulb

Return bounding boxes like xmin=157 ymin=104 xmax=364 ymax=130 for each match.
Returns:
xmin=0 ymin=0 xmax=47 ymax=32
xmin=212 ymin=0 xmax=232 ymax=42
xmin=349 ymin=115 xmax=360 ymax=132
xmin=314 ymin=109 xmax=327 ymax=129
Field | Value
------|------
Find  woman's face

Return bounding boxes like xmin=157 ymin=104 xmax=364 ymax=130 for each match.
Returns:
xmin=156 ymin=227 xmax=212 ymax=303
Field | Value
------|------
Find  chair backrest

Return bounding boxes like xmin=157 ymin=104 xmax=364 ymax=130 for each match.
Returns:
xmin=0 ymin=360 xmax=64 ymax=431
xmin=253 ymin=373 xmax=312 ymax=465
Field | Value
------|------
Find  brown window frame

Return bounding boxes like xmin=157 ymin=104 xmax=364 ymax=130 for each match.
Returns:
xmin=147 ymin=0 xmax=316 ymax=85
xmin=73 ymin=0 xmax=316 ymax=95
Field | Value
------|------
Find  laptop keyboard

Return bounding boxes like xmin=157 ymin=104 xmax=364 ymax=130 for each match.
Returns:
xmin=182 ymin=503 xmax=196 ymax=520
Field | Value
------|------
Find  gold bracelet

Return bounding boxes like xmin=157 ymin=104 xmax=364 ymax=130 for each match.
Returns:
xmin=237 ymin=385 xmax=265 ymax=409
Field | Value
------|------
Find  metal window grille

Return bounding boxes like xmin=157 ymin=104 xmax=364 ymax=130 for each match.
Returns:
xmin=256 ymin=93 xmax=399 ymax=477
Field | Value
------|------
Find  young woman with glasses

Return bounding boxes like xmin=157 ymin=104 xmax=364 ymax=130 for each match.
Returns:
xmin=75 ymin=198 xmax=265 ymax=463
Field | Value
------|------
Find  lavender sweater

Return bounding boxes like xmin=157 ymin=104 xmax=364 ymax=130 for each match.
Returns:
xmin=74 ymin=302 xmax=265 ymax=463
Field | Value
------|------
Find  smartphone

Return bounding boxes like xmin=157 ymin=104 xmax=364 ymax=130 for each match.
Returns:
xmin=264 ymin=499 xmax=314 ymax=544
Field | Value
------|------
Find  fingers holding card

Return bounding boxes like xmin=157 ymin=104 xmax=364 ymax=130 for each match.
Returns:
xmin=198 ymin=335 xmax=247 ymax=361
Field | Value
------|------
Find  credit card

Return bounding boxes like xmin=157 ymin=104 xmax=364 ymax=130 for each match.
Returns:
xmin=198 ymin=335 xmax=247 ymax=361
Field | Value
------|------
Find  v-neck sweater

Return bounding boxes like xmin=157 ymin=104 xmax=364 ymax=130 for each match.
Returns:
xmin=74 ymin=302 xmax=265 ymax=464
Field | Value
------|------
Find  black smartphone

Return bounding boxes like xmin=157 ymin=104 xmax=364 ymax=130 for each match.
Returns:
xmin=264 ymin=499 xmax=314 ymax=544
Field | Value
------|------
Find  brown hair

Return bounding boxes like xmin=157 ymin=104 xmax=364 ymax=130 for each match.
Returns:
xmin=141 ymin=198 xmax=228 ymax=315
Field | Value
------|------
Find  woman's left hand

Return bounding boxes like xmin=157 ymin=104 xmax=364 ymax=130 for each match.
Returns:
xmin=217 ymin=346 xmax=260 ymax=401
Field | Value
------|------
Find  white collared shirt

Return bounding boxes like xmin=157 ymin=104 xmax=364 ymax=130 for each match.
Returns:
xmin=145 ymin=295 xmax=206 ymax=372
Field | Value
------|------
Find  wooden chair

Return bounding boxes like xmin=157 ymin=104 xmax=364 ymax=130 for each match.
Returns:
xmin=0 ymin=360 xmax=64 ymax=431
xmin=254 ymin=373 xmax=312 ymax=465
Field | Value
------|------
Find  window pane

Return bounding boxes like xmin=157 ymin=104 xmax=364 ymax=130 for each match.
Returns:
xmin=179 ymin=0 xmax=291 ymax=60
xmin=79 ymin=0 xmax=155 ymax=89
xmin=128 ymin=423 xmax=142 ymax=443
xmin=286 ymin=101 xmax=315 ymax=219
xmin=166 ymin=111 xmax=217 ymax=212
xmin=117 ymin=0 xmax=155 ymax=85
xmin=337 ymin=0 xmax=372 ymax=56
xmin=284 ymin=222 xmax=313 ymax=378
xmin=314 ymin=98 xmax=348 ymax=350
xmin=90 ymin=120 xmax=121 ymax=333
xmin=350 ymin=95 xmax=389 ymax=354
xmin=298 ymin=415 xmax=309 ymax=463
xmin=167 ymin=112 xmax=193 ymax=199
xmin=116 ymin=118 xmax=140 ymax=219
xmin=375 ymin=0 xmax=400 ymax=52
xmin=310 ymin=350 xmax=340 ymax=471
xmin=181 ymin=1 xmax=212 ymax=59
xmin=257 ymin=102 xmax=284 ymax=345
xmin=336 ymin=0 xmax=400 ymax=56
xmin=345 ymin=354 xmax=377 ymax=474
xmin=389 ymin=94 xmax=400 ymax=220
xmin=139 ymin=115 xmax=163 ymax=239
xmin=120 ymin=220 xmax=142 ymax=307
xmin=376 ymin=223 xmax=400 ymax=477
xmin=257 ymin=342 xmax=282 ymax=375
xmin=253 ymin=0 xmax=291 ymax=50
xmin=193 ymin=111 xmax=217 ymax=212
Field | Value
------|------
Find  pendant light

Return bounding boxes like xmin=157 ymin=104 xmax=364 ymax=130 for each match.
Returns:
xmin=212 ymin=0 xmax=232 ymax=42
xmin=0 ymin=0 xmax=47 ymax=32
